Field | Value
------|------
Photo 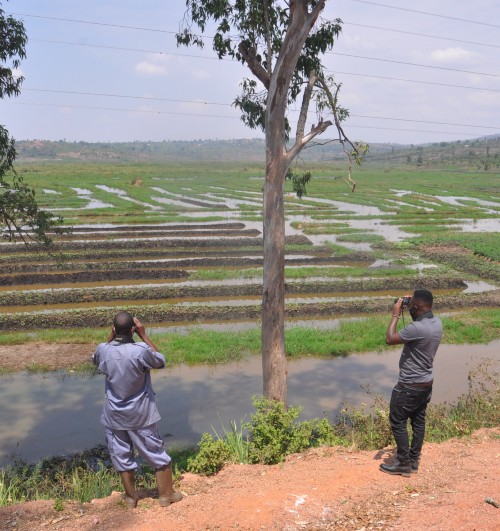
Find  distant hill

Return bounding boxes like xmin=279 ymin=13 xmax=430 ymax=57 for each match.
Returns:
xmin=14 ymin=136 xmax=500 ymax=170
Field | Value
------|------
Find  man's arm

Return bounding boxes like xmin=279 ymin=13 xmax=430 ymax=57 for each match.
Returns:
xmin=133 ymin=317 xmax=159 ymax=352
xmin=386 ymin=298 xmax=404 ymax=345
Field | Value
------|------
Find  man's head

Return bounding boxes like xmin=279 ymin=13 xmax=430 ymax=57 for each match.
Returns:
xmin=409 ymin=289 xmax=433 ymax=319
xmin=113 ymin=311 xmax=135 ymax=336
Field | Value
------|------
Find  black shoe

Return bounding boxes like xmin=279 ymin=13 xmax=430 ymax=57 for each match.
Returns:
xmin=379 ymin=460 xmax=411 ymax=477
xmin=411 ymin=459 xmax=419 ymax=472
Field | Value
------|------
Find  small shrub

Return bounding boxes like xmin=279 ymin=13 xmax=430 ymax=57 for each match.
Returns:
xmin=187 ymin=433 xmax=231 ymax=475
xmin=187 ymin=397 xmax=339 ymax=474
xmin=212 ymin=419 xmax=249 ymax=464
xmin=245 ymin=397 xmax=304 ymax=464
xmin=245 ymin=396 xmax=338 ymax=465
xmin=337 ymin=396 xmax=392 ymax=450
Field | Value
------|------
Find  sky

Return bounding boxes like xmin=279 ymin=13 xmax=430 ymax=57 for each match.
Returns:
xmin=1 ymin=0 xmax=499 ymax=145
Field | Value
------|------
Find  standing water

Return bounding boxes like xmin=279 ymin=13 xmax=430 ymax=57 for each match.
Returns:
xmin=0 ymin=341 xmax=498 ymax=467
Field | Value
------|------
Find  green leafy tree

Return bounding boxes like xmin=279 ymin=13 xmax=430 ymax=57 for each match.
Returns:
xmin=178 ymin=0 xmax=366 ymax=403
xmin=1 ymin=1 xmax=62 ymax=244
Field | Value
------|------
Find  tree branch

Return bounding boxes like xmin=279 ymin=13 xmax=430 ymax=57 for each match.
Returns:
xmin=238 ymin=43 xmax=271 ymax=90
xmin=262 ymin=0 xmax=273 ymax=76
xmin=295 ymin=71 xmax=317 ymax=140
xmin=286 ymin=119 xmax=332 ymax=163
xmin=317 ymin=78 xmax=362 ymax=191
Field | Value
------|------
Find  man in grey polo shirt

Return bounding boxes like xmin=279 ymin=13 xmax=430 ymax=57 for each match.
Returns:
xmin=380 ymin=289 xmax=443 ymax=476
xmin=93 ymin=311 xmax=182 ymax=508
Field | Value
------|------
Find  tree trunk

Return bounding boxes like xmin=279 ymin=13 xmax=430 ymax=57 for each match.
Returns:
xmin=262 ymin=157 xmax=287 ymax=403
xmin=261 ymin=0 xmax=326 ymax=405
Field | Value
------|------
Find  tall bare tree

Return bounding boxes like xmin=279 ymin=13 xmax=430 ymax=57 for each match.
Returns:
xmin=1 ymin=1 xmax=62 ymax=244
xmin=178 ymin=0 xmax=366 ymax=404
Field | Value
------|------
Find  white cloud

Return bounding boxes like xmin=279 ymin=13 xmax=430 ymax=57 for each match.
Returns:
xmin=148 ymin=53 xmax=171 ymax=65
xmin=135 ymin=62 xmax=168 ymax=76
xmin=430 ymin=47 xmax=476 ymax=64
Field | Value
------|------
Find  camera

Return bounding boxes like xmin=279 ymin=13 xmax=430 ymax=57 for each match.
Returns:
xmin=401 ymin=296 xmax=411 ymax=308
xmin=394 ymin=296 xmax=411 ymax=308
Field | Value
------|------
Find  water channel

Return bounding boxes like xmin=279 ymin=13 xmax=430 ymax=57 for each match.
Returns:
xmin=1 ymin=340 xmax=498 ymax=467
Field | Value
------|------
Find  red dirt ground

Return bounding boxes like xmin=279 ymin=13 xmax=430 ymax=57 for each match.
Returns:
xmin=1 ymin=428 xmax=499 ymax=531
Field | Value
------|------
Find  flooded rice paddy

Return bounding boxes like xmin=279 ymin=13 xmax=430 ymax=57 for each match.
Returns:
xmin=0 ymin=185 xmax=497 ymax=330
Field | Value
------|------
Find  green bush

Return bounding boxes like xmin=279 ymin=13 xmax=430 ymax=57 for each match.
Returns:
xmin=244 ymin=397 xmax=304 ymax=464
xmin=187 ymin=433 xmax=231 ymax=475
xmin=186 ymin=397 xmax=339 ymax=473
xmin=244 ymin=397 xmax=337 ymax=464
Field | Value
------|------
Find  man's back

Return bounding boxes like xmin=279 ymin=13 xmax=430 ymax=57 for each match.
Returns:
xmin=94 ymin=340 xmax=165 ymax=399
xmin=398 ymin=313 xmax=443 ymax=384
xmin=93 ymin=339 xmax=166 ymax=430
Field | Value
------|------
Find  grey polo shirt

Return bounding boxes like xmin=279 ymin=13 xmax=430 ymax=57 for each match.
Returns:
xmin=398 ymin=311 xmax=443 ymax=385
xmin=93 ymin=338 xmax=166 ymax=430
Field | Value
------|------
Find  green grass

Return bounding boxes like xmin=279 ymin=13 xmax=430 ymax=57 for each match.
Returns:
xmin=189 ymin=268 xmax=263 ymax=281
xmin=15 ymin=160 xmax=499 ymax=231
xmin=289 ymin=221 xmax=351 ymax=234
xmin=0 ymin=327 xmax=106 ymax=346
xmin=412 ymin=232 xmax=500 ymax=262
xmin=2 ymin=160 xmax=498 ymax=367
xmin=335 ymin=233 xmax=386 ymax=243
xmin=163 ymin=329 xmax=261 ymax=365
xmin=283 ymin=266 xmax=417 ymax=279
xmin=1 ymin=310 xmax=498 ymax=368
xmin=0 ymin=445 xmax=189 ymax=507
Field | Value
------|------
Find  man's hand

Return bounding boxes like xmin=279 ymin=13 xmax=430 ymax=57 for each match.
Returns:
xmin=386 ymin=295 xmax=410 ymax=345
xmin=133 ymin=317 xmax=146 ymax=339
xmin=133 ymin=317 xmax=159 ymax=352
xmin=392 ymin=298 xmax=403 ymax=318
xmin=392 ymin=293 xmax=410 ymax=318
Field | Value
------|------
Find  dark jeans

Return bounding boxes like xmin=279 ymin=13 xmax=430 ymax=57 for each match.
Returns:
xmin=389 ymin=383 xmax=432 ymax=463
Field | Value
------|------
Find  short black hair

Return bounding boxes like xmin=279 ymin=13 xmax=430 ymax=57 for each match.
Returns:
xmin=413 ymin=289 xmax=433 ymax=306
xmin=113 ymin=311 xmax=135 ymax=335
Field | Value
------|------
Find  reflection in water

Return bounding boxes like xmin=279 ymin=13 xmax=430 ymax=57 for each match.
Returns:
xmin=463 ymin=281 xmax=498 ymax=294
xmin=0 ymin=341 xmax=498 ymax=467
xmin=51 ymin=187 xmax=114 ymax=211
xmin=95 ymin=185 xmax=162 ymax=211
xmin=391 ymin=189 xmax=500 ymax=214
xmin=452 ymin=218 xmax=500 ymax=232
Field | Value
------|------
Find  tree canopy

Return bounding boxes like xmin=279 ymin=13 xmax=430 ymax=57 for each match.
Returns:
xmin=0 ymin=1 xmax=62 ymax=244
xmin=177 ymin=0 xmax=367 ymax=181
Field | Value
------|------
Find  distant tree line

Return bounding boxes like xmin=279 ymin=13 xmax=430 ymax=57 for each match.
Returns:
xmin=14 ymin=137 xmax=500 ymax=169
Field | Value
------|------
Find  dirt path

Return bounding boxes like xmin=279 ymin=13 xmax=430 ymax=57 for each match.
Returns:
xmin=0 ymin=343 xmax=93 ymax=372
xmin=1 ymin=429 xmax=499 ymax=530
